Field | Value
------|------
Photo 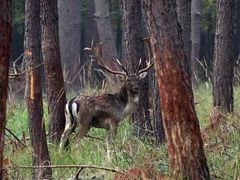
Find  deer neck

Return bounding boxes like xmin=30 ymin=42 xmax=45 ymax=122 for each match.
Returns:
xmin=117 ymin=86 xmax=139 ymax=115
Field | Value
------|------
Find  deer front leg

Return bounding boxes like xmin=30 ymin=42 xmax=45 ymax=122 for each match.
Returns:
xmin=106 ymin=119 xmax=118 ymax=160
xmin=106 ymin=120 xmax=118 ymax=145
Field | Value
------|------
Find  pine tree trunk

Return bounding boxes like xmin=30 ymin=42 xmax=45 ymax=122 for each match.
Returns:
xmin=191 ymin=0 xmax=202 ymax=82
xmin=25 ymin=0 xmax=52 ymax=178
xmin=58 ymin=0 xmax=81 ymax=89
xmin=121 ymin=0 xmax=152 ymax=136
xmin=234 ymin=0 xmax=240 ymax=58
xmin=213 ymin=0 xmax=234 ymax=112
xmin=144 ymin=0 xmax=210 ymax=179
xmin=40 ymin=0 xmax=67 ymax=143
xmin=94 ymin=0 xmax=119 ymax=83
xmin=176 ymin=0 xmax=191 ymax=78
xmin=0 ymin=1 xmax=11 ymax=178
xmin=82 ymin=0 xmax=100 ymax=87
xmin=83 ymin=0 xmax=99 ymax=50
xmin=153 ymin=74 xmax=165 ymax=144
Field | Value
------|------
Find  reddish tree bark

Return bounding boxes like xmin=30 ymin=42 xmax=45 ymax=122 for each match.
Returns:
xmin=213 ymin=0 xmax=234 ymax=112
xmin=40 ymin=0 xmax=67 ymax=143
xmin=144 ymin=0 xmax=210 ymax=179
xmin=0 ymin=0 xmax=11 ymax=178
xmin=24 ymin=0 xmax=52 ymax=178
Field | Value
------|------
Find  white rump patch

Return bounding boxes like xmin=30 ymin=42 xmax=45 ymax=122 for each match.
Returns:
xmin=72 ymin=102 xmax=78 ymax=118
xmin=65 ymin=103 xmax=70 ymax=115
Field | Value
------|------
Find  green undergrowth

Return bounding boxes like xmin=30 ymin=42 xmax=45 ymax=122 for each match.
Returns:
xmin=4 ymin=84 xmax=240 ymax=179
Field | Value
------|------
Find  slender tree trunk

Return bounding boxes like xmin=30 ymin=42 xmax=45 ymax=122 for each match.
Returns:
xmin=58 ymin=0 xmax=81 ymax=89
xmin=141 ymin=0 xmax=165 ymax=143
xmin=94 ymin=0 xmax=119 ymax=82
xmin=191 ymin=0 xmax=202 ymax=82
xmin=144 ymin=0 xmax=210 ymax=179
xmin=24 ymin=0 xmax=52 ymax=178
xmin=0 ymin=1 xmax=11 ymax=178
xmin=40 ymin=0 xmax=67 ymax=143
xmin=153 ymin=74 xmax=165 ymax=144
xmin=200 ymin=14 xmax=215 ymax=66
xmin=213 ymin=0 xmax=234 ymax=113
xmin=176 ymin=0 xmax=191 ymax=78
xmin=121 ymin=0 xmax=152 ymax=136
xmin=121 ymin=2 xmax=159 ymax=140
xmin=83 ymin=0 xmax=99 ymax=51
xmin=82 ymin=0 xmax=100 ymax=87
xmin=234 ymin=0 xmax=240 ymax=58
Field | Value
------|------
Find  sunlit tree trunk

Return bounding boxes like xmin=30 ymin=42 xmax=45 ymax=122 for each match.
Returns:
xmin=58 ymin=0 xmax=81 ymax=89
xmin=24 ymin=0 xmax=52 ymax=178
xmin=40 ymin=0 xmax=67 ymax=143
xmin=213 ymin=0 xmax=234 ymax=112
xmin=121 ymin=0 xmax=152 ymax=136
xmin=144 ymin=0 xmax=210 ymax=178
xmin=0 ymin=0 xmax=11 ymax=178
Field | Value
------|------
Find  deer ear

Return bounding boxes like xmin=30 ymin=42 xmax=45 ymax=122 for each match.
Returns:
xmin=138 ymin=72 xmax=148 ymax=79
xmin=116 ymin=74 xmax=126 ymax=82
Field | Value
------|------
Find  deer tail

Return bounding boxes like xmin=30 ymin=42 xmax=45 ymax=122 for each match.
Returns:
xmin=66 ymin=96 xmax=79 ymax=132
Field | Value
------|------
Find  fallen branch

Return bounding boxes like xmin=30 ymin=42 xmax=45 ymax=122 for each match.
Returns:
xmin=85 ymin=134 xmax=105 ymax=141
xmin=5 ymin=127 xmax=27 ymax=148
xmin=16 ymin=164 xmax=126 ymax=174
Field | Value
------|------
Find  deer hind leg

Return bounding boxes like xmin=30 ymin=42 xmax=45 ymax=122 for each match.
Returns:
xmin=74 ymin=120 xmax=91 ymax=149
xmin=59 ymin=101 xmax=78 ymax=151
xmin=59 ymin=116 xmax=75 ymax=151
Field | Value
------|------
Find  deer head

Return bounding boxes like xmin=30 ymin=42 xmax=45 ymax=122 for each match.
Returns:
xmin=84 ymin=42 xmax=153 ymax=95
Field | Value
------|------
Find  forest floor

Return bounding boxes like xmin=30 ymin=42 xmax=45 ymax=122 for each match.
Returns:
xmin=3 ymin=84 xmax=240 ymax=179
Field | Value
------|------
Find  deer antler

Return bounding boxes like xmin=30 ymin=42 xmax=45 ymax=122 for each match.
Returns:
xmin=115 ymin=58 xmax=129 ymax=75
xmin=84 ymin=42 xmax=127 ymax=76
xmin=137 ymin=61 xmax=154 ymax=75
xmin=136 ymin=37 xmax=154 ymax=75
xmin=135 ymin=58 xmax=142 ymax=75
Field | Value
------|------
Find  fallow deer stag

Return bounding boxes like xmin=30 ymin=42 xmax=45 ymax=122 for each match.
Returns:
xmin=59 ymin=43 xmax=153 ymax=151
